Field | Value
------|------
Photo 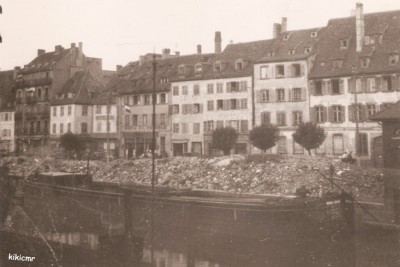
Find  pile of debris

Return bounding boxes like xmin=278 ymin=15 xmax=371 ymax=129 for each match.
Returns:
xmin=1 ymin=154 xmax=384 ymax=202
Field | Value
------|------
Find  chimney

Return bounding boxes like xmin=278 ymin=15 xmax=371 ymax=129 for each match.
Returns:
xmin=54 ymin=45 xmax=64 ymax=53
xmin=214 ymin=31 xmax=222 ymax=53
xmin=273 ymin=23 xmax=282 ymax=38
xmin=281 ymin=17 xmax=287 ymax=32
xmin=175 ymin=51 xmax=180 ymax=56
xmin=71 ymin=43 xmax=76 ymax=48
xmin=78 ymin=42 xmax=83 ymax=54
xmin=37 ymin=49 xmax=46 ymax=56
xmin=356 ymin=2 xmax=364 ymax=52
xmin=139 ymin=55 xmax=145 ymax=66
xmin=197 ymin=44 xmax=202 ymax=54
xmin=116 ymin=65 xmax=122 ymax=71
xmin=162 ymin=48 xmax=171 ymax=59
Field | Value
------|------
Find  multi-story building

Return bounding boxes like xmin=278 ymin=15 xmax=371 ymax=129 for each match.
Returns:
xmin=14 ymin=42 xmax=102 ymax=155
xmin=0 ymin=70 xmax=17 ymax=153
xmin=254 ymin=20 xmax=321 ymax=154
xmin=50 ymin=70 xmax=117 ymax=158
xmin=309 ymin=3 xmax=400 ymax=165
xmin=171 ymin=34 xmax=272 ymax=156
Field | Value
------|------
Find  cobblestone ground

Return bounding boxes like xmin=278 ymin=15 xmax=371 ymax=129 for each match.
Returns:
xmin=1 ymin=154 xmax=384 ymax=202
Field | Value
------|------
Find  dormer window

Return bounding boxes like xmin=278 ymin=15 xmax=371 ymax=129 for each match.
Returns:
xmin=340 ymin=39 xmax=349 ymax=49
xmin=235 ymin=60 xmax=243 ymax=71
xmin=333 ymin=60 xmax=343 ymax=69
xmin=178 ymin=65 xmax=185 ymax=75
xmin=160 ymin=77 xmax=168 ymax=84
xmin=195 ymin=64 xmax=202 ymax=75
xmin=311 ymin=32 xmax=317 ymax=37
xmin=389 ymin=54 xmax=399 ymax=65
xmin=288 ymin=49 xmax=295 ymax=55
xmin=365 ymin=34 xmax=383 ymax=45
xmin=283 ymin=34 xmax=290 ymax=40
xmin=267 ymin=51 xmax=275 ymax=57
xmin=361 ymin=57 xmax=370 ymax=68
xmin=304 ymin=47 xmax=311 ymax=54
xmin=214 ymin=62 xmax=221 ymax=72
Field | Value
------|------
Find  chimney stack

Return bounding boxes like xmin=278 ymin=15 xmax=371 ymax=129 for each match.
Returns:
xmin=214 ymin=31 xmax=222 ymax=53
xmin=116 ymin=65 xmax=122 ymax=71
xmin=162 ymin=48 xmax=171 ymax=58
xmin=37 ymin=49 xmax=46 ymax=56
xmin=281 ymin=17 xmax=287 ymax=32
xmin=273 ymin=23 xmax=282 ymax=38
xmin=54 ymin=45 xmax=63 ymax=53
xmin=197 ymin=44 xmax=202 ymax=54
xmin=175 ymin=51 xmax=180 ymax=56
xmin=356 ymin=2 xmax=364 ymax=52
xmin=71 ymin=43 xmax=76 ymax=48
xmin=78 ymin=42 xmax=83 ymax=54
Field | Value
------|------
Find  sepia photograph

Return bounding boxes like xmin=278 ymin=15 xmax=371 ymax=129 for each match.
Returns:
xmin=1 ymin=0 xmax=400 ymax=266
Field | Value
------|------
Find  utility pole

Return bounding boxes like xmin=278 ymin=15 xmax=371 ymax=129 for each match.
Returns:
xmin=352 ymin=65 xmax=360 ymax=166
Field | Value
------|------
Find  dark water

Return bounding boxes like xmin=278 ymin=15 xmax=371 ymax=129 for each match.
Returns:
xmin=1 ymin=180 xmax=399 ymax=267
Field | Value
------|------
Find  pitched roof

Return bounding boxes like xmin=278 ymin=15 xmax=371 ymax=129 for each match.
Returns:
xmin=20 ymin=48 xmax=72 ymax=74
xmin=52 ymin=71 xmax=106 ymax=105
xmin=310 ymin=10 xmax=400 ymax=79
xmin=258 ymin=28 xmax=322 ymax=63
xmin=370 ymin=100 xmax=400 ymax=121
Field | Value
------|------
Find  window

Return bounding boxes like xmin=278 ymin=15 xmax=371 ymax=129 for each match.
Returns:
xmin=276 ymin=65 xmax=285 ymax=78
xmin=97 ymin=122 xmax=102 ymax=131
xmin=214 ymin=62 xmax=221 ymax=72
xmin=240 ymin=120 xmax=248 ymax=132
xmin=239 ymin=81 xmax=247 ymax=91
xmin=216 ymin=120 xmax=224 ymax=128
xmin=305 ymin=47 xmax=311 ymax=54
xmin=366 ymin=78 xmax=376 ymax=92
xmin=229 ymin=99 xmax=238 ymax=110
xmin=144 ymin=95 xmax=150 ymax=105
xmin=217 ymin=100 xmax=223 ymax=110
xmin=276 ymin=89 xmax=285 ymax=101
xmin=291 ymin=64 xmax=301 ymax=77
xmin=193 ymin=85 xmax=200 ymax=95
xmin=60 ymin=106 xmax=64 ymax=116
xmin=195 ymin=64 xmax=202 ymax=75
xmin=350 ymin=104 xmax=364 ymax=122
xmin=227 ymin=120 xmax=239 ymax=131
xmin=331 ymin=79 xmax=341 ymax=94
xmin=133 ymin=95 xmax=140 ymax=105
xmin=227 ymin=81 xmax=240 ymax=92
xmin=382 ymin=76 xmax=394 ymax=91
xmin=314 ymin=81 xmax=323 ymax=95
xmin=240 ymin=99 xmax=247 ymax=109
xmin=178 ymin=65 xmax=185 ymax=74
xmin=361 ymin=57 xmax=370 ymax=68
xmin=315 ymin=106 xmax=325 ymax=123
xmin=159 ymin=93 xmax=166 ymax=104
xmin=173 ymin=86 xmax=179 ymax=96
xmin=267 ymin=51 xmax=275 ymax=57
xmin=160 ymin=77 xmax=168 ymax=84
xmin=283 ymin=34 xmax=290 ymax=40
xmin=389 ymin=55 xmax=399 ymax=65
xmin=52 ymin=123 xmax=56 ymax=134
xmin=207 ymin=84 xmax=214 ymax=94
xmin=60 ymin=123 xmax=64 ymax=134
xmin=357 ymin=133 xmax=369 ymax=156
xmin=68 ymin=106 xmax=72 ymax=115
xmin=311 ymin=32 xmax=317 ymax=37
xmin=173 ymin=123 xmax=179 ymax=133
xmin=142 ymin=115 xmax=147 ymax=125
xmin=292 ymin=88 xmax=302 ymax=101
xmin=182 ymin=123 xmax=188 ymax=133
xmin=340 ymin=39 xmax=348 ymax=49
xmin=207 ymin=100 xmax=214 ymax=111
xmin=204 ymin=121 xmax=214 ymax=132
xmin=124 ymin=95 xmax=129 ymax=105
xmin=82 ymin=106 xmax=88 ymax=116
xmin=182 ymin=86 xmax=188 ymax=95
xmin=96 ymin=105 xmax=102 ymax=114
xmin=160 ymin=114 xmax=165 ymax=125
xmin=276 ymin=112 xmax=286 ymax=126
xmin=53 ymin=106 xmax=57 ymax=116
xmin=193 ymin=104 xmax=201 ymax=113
xmin=261 ymin=90 xmax=269 ymax=102
xmin=211 ymin=83 xmax=221 ymax=94
xmin=193 ymin=123 xmax=200 ymax=134
xmin=172 ymin=105 xmax=179 ymax=114
xmin=235 ymin=60 xmax=243 ymax=70
xmin=367 ymin=104 xmax=377 ymax=118
xmin=125 ymin=115 xmax=130 ymax=126
xmin=288 ymin=49 xmax=295 ymax=55
xmin=260 ymin=66 xmax=269 ymax=79
xmin=133 ymin=115 xmax=138 ymax=125
xmin=292 ymin=111 xmax=303 ymax=126
xmin=261 ymin=112 xmax=271 ymax=125
xmin=332 ymin=106 xmax=344 ymax=123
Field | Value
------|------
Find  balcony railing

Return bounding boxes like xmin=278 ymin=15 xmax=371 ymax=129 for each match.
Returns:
xmin=125 ymin=124 xmax=168 ymax=131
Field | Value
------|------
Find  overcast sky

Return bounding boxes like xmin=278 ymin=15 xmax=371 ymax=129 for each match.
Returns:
xmin=1 ymin=0 xmax=400 ymax=71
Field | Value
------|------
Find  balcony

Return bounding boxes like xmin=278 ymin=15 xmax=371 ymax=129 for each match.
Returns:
xmin=15 ymin=78 xmax=52 ymax=88
xmin=125 ymin=124 xmax=168 ymax=132
xmin=25 ymin=96 xmax=38 ymax=105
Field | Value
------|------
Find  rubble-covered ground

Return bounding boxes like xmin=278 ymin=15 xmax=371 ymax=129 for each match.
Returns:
xmin=1 ymin=154 xmax=385 ymax=202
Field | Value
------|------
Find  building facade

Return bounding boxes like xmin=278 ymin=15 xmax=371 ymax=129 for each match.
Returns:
xmin=0 ymin=70 xmax=17 ymax=153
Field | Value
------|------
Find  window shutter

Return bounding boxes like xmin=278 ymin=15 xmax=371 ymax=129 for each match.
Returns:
xmin=322 ymin=81 xmax=328 ymax=95
xmin=340 ymin=106 xmax=345 ymax=122
xmin=348 ymin=105 xmax=354 ymax=122
xmin=270 ymin=66 xmax=275 ymax=78
xmin=200 ymin=104 xmax=203 ymax=113
xmin=348 ymin=78 xmax=355 ymax=93
xmin=375 ymin=77 xmax=382 ymax=91
xmin=327 ymin=80 xmax=332 ymax=95
xmin=361 ymin=77 xmax=366 ymax=92
xmin=256 ymin=91 xmax=261 ymax=103
xmin=168 ymin=105 xmax=173 ymax=115
xmin=285 ymin=65 xmax=291 ymax=78
xmin=301 ymin=88 xmax=307 ymax=101
xmin=309 ymin=81 xmax=315 ymax=96
xmin=226 ymin=82 xmax=231 ymax=93
xmin=361 ymin=104 xmax=367 ymax=122
xmin=156 ymin=114 xmax=161 ymax=125
xmin=323 ymin=106 xmax=328 ymax=122
xmin=392 ymin=75 xmax=398 ymax=91
xmin=310 ymin=107 xmax=316 ymax=123
xmin=300 ymin=64 xmax=305 ymax=76
xmin=223 ymin=100 xmax=229 ymax=110
xmin=339 ymin=80 xmax=344 ymax=94
xmin=288 ymin=89 xmax=292 ymax=102
xmin=189 ymin=104 xmax=193 ymax=114
xmin=328 ymin=106 xmax=333 ymax=122
xmin=270 ymin=89 xmax=276 ymax=102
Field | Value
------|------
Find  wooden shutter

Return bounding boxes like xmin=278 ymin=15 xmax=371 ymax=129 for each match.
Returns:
xmin=288 ymin=88 xmax=292 ymax=102
xmin=270 ymin=89 xmax=276 ymax=102
xmin=340 ymin=106 xmax=345 ymax=122
xmin=323 ymin=106 xmax=328 ymax=122
xmin=256 ymin=91 xmax=261 ymax=103
xmin=375 ymin=77 xmax=382 ymax=91
xmin=226 ymin=82 xmax=231 ymax=93
xmin=223 ymin=99 xmax=229 ymax=110
xmin=310 ymin=107 xmax=316 ymax=123
xmin=322 ymin=81 xmax=328 ymax=95
xmin=348 ymin=77 xmax=355 ymax=93
xmin=328 ymin=106 xmax=333 ymax=122
xmin=189 ymin=104 xmax=193 ymax=114
xmin=327 ymin=80 xmax=332 ymax=95
xmin=339 ymin=80 xmax=344 ymax=94
xmin=285 ymin=65 xmax=291 ymax=78
xmin=392 ymin=75 xmax=398 ymax=91
xmin=348 ymin=105 xmax=354 ymax=122
xmin=309 ymin=81 xmax=315 ymax=96
xmin=361 ymin=77 xmax=366 ymax=92
xmin=301 ymin=88 xmax=307 ymax=101
xmin=199 ymin=104 xmax=203 ymax=113
xmin=168 ymin=105 xmax=173 ymax=115
xmin=300 ymin=64 xmax=305 ymax=76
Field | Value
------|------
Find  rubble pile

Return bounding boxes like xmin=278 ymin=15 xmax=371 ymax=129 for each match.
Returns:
xmin=1 ymin=154 xmax=384 ymax=201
